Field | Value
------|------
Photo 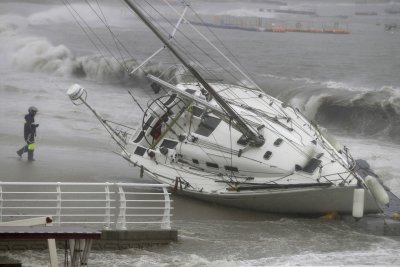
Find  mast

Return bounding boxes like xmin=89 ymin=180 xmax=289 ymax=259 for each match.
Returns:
xmin=122 ymin=0 xmax=264 ymax=147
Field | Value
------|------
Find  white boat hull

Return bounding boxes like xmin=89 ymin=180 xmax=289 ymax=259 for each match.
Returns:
xmin=171 ymin=186 xmax=380 ymax=214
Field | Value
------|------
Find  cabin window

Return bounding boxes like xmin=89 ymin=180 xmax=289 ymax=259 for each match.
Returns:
xmin=206 ymin=162 xmax=219 ymax=169
xmin=160 ymin=139 xmax=178 ymax=149
xmin=302 ymin=158 xmax=322 ymax=174
xmin=192 ymin=159 xmax=199 ymax=164
xmin=164 ymin=94 xmax=177 ymax=106
xmin=263 ymin=151 xmax=272 ymax=160
xmin=185 ymin=89 xmax=196 ymax=94
xmin=134 ymin=146 xmax=146 ymax=156
xmin=225 ymin=166 xmax=239 ymax=172
xmin=195 ymin=116 xmax=221 ymax=137
xmin=133 ymin=131 xmax=145 ymax=143
xmin=274 ymin=138 xmax=283 ymax=146
xmin=143 ymin=116 xmax=155 ymax=130
xmin=191 ymin=106 xmax=204 ymax=117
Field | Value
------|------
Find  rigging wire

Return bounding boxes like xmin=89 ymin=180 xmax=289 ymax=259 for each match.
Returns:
xmin=139 ymin=1 xmax=221 ymax=83
xmin=141 ymin=0 xmax=251 ymax=89
xmin=61 ymin=0 xmax=106 ymax=63
xmin=88 ymin=0 xmax=136 ymax=69
xmin=120 ymin=0 xmax=216 ymax=91
xmin=162 ymin=0 xmax=257 ymax=90
xmin=186 ymin=2 xmax=262 ymax=90
xmin=62 ymin=0 xmax=127 ymax=71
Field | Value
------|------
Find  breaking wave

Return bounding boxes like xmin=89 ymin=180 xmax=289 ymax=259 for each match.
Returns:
xmin=268 ymin=75 xmax=400 ymax=143
xmin=310 ymin=87 xmax=400 ymax=142
xmin=262 ymin=73 xmax=400 ymax=143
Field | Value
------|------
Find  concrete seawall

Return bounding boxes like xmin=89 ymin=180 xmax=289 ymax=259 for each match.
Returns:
xmin=0 ymin=229 xmax=178 ymax=251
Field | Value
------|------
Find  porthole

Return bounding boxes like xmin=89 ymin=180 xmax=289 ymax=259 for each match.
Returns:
xmin=263 ymin=151 xmax=272 ymax=160
xmin=274 ymin=138 xmax=283 ymax=146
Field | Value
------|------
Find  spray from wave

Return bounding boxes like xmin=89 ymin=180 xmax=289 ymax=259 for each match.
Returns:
xmin=0 ymin=13 xmax=183 ymax=86
xmin=7 ymin=35 xmax=139 ymax=83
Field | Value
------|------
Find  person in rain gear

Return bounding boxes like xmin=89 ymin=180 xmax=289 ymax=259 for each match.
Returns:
xmin=17 ymin=106 xmax=39 ymax=161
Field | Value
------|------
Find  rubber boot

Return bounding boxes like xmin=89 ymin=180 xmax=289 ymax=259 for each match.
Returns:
xmin=17 ymin=145 xmax=27 ymax=157
xmin=28 ymin=150 xmax=35 ymax=161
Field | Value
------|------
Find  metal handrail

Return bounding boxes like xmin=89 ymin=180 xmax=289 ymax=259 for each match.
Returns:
xmin=0 ymin=182 xmax=172 ymax=230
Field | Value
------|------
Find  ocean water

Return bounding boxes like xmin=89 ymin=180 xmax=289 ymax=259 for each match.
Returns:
xmin=1 ymin=0 xmax=400 ymax=266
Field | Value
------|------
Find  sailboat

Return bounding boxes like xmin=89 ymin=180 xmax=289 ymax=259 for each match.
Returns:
xmin=67 ymin=0 xmax=389 ymax=215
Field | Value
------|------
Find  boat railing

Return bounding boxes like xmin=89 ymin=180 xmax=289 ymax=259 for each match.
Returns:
xmin=0 ymin=182 xmax=172 ymax=230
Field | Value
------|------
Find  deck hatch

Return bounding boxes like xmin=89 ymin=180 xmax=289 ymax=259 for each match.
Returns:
xmin=185 ymin=89 xmax=196 ymax=94
xmin=302 ymin=158 xmax=322 ymax=173
xmin=195 ymin=116 xmax=221 ymax=137
xmin=160 ymin=139 xmax=178 ymax=149
xmin=134 ymin=146 xmax=146 ymax=156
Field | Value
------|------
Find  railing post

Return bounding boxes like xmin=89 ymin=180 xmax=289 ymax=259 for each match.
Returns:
xmin=56 ymin=182 xmax=61 ymax=226
xmin=161 ymin=186 xmax=171 ymax=230
xmin=104 ymin=183 xmax=111 ymax=230
xmin=0 ymin=182 xmax=172 ymax=229
xmin=117 ymin=186 xmax=126 ymax=230
xmin=0 ymin=184 xmax=3 ymax=223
